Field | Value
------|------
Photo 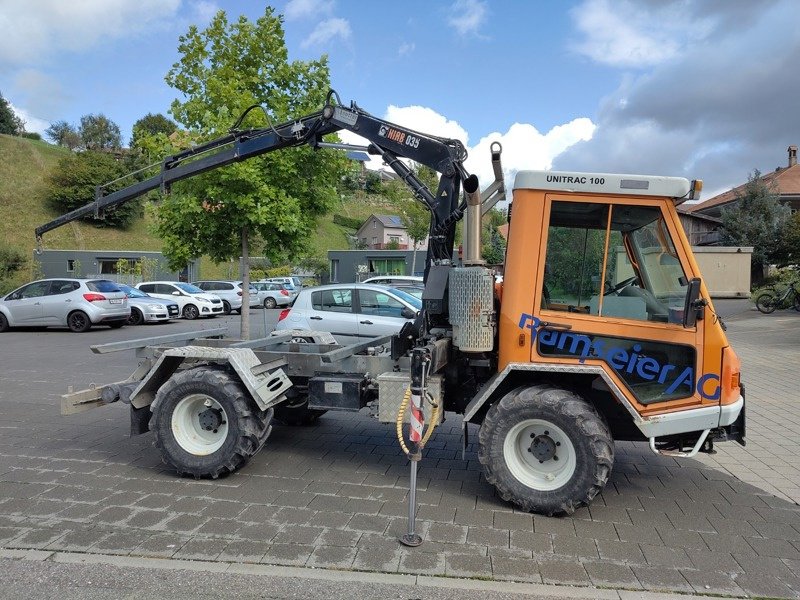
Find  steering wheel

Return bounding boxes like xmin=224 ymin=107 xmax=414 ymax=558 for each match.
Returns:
xmin=604 ymin=276 xmax=638 ymax=296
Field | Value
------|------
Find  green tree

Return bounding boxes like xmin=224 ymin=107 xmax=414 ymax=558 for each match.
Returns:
xmin=130 ymin=113 xmax=177 ymax=149
xmin=45 ymin=120 xmax=81 ymax=148
xmin=153 ymin=8 xmax=347 ymax=339
xmin=0 ymin=92 xmax=22 ymax=135
xmin=720 ymin=170 xmax=789 ymax=282
xmin=481 ymin=208 xmax=507 ymax=265
xmin=401 ymin=198 xmax=430 ymax=275
xmin=79 ymin=114 xmax=122 ymax=150
xmin=46 ymin=151 xmax=141 ymax=228
xmin=0 ymin=242 xmax=25 ymax=293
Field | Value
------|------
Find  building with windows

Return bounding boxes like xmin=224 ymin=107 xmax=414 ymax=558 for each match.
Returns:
xmin=327 ymin=249 xmax=424 ymax=283
xmin=34 ymin=249 xmax=197 ymax=283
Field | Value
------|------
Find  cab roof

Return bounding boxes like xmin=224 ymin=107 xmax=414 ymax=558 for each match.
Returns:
xmin=513 ymin=170 xmax=692 ymax=200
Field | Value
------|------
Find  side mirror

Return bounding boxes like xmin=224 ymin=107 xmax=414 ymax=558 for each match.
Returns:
xmin=683 ymin=277 xmax=703 ymax=328
xmin=401 ymin=306 xmax=416 ymax=319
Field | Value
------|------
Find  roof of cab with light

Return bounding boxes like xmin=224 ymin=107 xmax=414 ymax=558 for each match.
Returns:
xmin=513 ymin=170 xmax=695 ymax=201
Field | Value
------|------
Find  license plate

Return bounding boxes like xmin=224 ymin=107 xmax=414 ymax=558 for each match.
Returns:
xmin=109 ymin=298 xmax=122 ymax=304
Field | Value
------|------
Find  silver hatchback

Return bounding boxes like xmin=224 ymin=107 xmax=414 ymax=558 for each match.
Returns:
xmin=0 ymin=278 xmax=129 ymax=333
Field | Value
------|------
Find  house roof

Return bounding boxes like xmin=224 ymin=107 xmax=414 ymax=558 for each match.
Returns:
xmin=374 ymin=214 xmax=406 ymax=228
xmin=686 ymin=146 xmax=800 ymax=215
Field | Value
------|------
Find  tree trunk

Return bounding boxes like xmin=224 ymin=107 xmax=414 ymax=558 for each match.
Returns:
xmin=240 ymin=225 xmax=250 ymax=341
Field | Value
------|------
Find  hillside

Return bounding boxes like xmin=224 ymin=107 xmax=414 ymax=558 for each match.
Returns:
xmin=0 ymin=135 xmax=406 ymax=284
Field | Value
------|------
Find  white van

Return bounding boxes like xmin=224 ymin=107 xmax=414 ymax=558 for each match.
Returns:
xmin=265 ymin=276 xmax=303 ymax=290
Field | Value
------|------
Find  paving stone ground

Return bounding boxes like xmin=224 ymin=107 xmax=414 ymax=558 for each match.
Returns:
xmin=1 ymin=309 xmax=799 ymax=598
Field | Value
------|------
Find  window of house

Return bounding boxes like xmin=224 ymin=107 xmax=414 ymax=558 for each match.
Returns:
xmin=67 ymin=259 xmax=75 ymax=272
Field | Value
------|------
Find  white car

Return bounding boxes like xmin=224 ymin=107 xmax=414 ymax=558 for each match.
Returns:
xmin=252 ymin=281 xmax=294 ymax=309
xmin=275 ymin=283 xmax=420 ymax=339
xmin=266 ymin=276 xmax=303 ymax=290
xmin=136 ymin=281 xmax=223 ymax=320
xmin=191 ymin=280 xmax=260 ymax=314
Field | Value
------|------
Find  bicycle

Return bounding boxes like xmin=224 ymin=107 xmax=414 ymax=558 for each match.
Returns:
xmin=755 ymin=281 xmax=800 ymax=314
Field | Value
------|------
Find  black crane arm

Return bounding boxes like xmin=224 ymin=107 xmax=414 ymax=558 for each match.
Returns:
xmin=35 ymin=92 xmax=476 ymax=265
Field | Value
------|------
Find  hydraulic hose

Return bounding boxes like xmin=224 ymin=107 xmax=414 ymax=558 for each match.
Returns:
xmin=395 ymin=387 xmax=442 ymax=458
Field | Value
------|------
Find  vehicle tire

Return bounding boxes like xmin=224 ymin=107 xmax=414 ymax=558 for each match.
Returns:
xmin=0 ymin=313 xmax=8 ymax=332
xmin=127 ymin=308 xmax=144 ymax=326
xmin=107 ymin=321 xmax=125 ymax=329
xmin=222 ymin=300 xmax=231 ymax=315
xmin=793 ymin=295 xmax=800 ymax=312
xmin=67 ymin=310 xmax=92 ymax=333
xmin=264 ymin=297 xmax=277 ymax=309
xmin=478 ymin=384 xmax=614 ymax=516
xmin=273 ymin=397 xmax=326 ymax=426
xmin=755 ymin=293 xmax=776 ymax=314
xmin=150 ymin=366 xmax=273 ymax=478
xmin=183 ymin=304 xmax=199 ymax=320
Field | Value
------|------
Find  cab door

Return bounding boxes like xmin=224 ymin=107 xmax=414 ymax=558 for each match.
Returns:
xmin=531 ymin=196 xmax=711 ymax=414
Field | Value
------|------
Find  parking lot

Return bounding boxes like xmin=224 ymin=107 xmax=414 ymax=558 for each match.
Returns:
xmin=1 ymin=306 xmax=800 ymax=598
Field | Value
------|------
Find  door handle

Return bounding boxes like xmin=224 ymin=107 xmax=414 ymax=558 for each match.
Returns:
xmin=65 ymin=299 xmax=72 ymax=303
xmin=360 ymin=320 xmax=373 ymax=325
xmin=309 ymin=316 xmax=323 ymax=320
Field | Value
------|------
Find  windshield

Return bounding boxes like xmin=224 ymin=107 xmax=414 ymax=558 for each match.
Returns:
xmin=176 ymin=283 xmax=204 ymax=294
xmin=388 ymin=287 xmax=422 ymax=309
xmin=119 ymin=284 xmax=148 ymax=298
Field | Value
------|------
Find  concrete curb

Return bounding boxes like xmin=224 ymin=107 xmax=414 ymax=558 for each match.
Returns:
xmin=0 ymin=547 xmax=740 ymax=600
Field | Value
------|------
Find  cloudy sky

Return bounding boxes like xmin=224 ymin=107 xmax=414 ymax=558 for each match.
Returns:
xmin=1 ymin=0 xmax=797 ymax=199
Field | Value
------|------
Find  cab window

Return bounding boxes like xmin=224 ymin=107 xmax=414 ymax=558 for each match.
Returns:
xmin=542 ymin=201 xmax=688 ymax=324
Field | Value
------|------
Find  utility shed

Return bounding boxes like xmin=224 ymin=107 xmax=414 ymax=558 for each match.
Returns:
xmin=692 ymin=246 xmax=753 ymax=298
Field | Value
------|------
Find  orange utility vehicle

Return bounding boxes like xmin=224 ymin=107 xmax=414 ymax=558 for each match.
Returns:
xmin=36 ymin=93 xmax=744 ymax=521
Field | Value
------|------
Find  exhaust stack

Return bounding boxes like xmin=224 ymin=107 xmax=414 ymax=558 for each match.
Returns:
xmin=463 ymin=174 xmax=483 ymax=266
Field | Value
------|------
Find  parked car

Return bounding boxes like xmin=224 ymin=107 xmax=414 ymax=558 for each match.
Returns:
xmin=393 ymin=284 xmax=423 ymax=300
xmin=362 ymin=275 xmax=423 ymax=286
xmin=252 ymin=281 xmax=293 ymax=309
xmin=0 ymin=278 xmax=129 ymax=333
xmin=266 ymin=276 xmax=303 ymax=290
xmin=233 ymin=281 xmax=264 ymax=310
xmin=118 ymin=284 xmax=179 ymax=325
xmin=136 ymin=281 xmax=223 ymax=320
xmin=191 ymin=280 xmax=259 ymax=314
xmin=275 ymin=283 xmax=421 ymax=339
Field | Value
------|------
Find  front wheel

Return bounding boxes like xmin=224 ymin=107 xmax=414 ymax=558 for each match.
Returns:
xmin=478 ymin=384 xmax=613 ymax=516
xmin=793 ymin=293 xmax=800 ymax=312
xmin=0 ymin=312 xmax=9 ymax=332
xmin=150 ymin=367 xmax=273 ymax=478
xmin=127 ymin=308 xmax=144 ymax=326
xmin=183 ymin=304 xmax=199 ymax=320
xmin=755 ymin=293 xmax=776 ymax=314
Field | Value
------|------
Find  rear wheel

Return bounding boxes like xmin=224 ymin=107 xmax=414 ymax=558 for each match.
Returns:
xmin=183 ymin=304 xmax=199 ymax=320
xmin=478 ymin=384 xmax=613 ymax=516
xmin=273 ymin=397 xmax=326 ymax=426
xmin=793 ymin=294 xmax=800 ymax=312
xmin=0 ymin=313 xmax=8 ymax=332
xmin=150 ymin=367 xmax=273 ymax=478
xmin=755 ymin=293 xmax=776 ymax=314
xmin=67 ymin=311 xmax=92 ymax=333
xmin=222 ymin=300 xmax=231 ymax=315
xmin=265 ymin=297 xmax=277 ymax=309
xmin=127 ymin=308 xmax=144 ymax=326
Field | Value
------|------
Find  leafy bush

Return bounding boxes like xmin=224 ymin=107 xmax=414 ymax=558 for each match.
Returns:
xmin=333 ymin=214 xmax=363 ymax=230
xmin=0 ymin=244 xmax=26 ymax=293
xmin=750 ymin=267 xmax=799 ymax=302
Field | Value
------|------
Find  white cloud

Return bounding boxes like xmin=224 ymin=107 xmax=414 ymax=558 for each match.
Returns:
xmin=556 ymin=0 xmax=800 ymax=196
xmin=338 ymin=105 xmax=596 ymax=198
xmin=284 ymin=0 xmax=335 ymax=21
xmin=569 ymin=0 xmax=711 ymax=68
xmin=190 ymin=1 xmax=220 ymax=27
xmin=398 ymin=42 xmax=415 ymax=57
xmin=0 ymin=0 xmax=181 ymax=66
xmin=447 ymin=0 xmax=489 ymax=36
xmin=300 ymin=17 xmax=351 ymax=48
xmin=10 ymin=104 xmax=50 ymax=135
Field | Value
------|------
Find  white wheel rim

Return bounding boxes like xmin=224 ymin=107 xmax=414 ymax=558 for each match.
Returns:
xmin=503 ymin=419 xmax=577 ymax=491
xmin=172 ymin=393 xmax=229 ymax=455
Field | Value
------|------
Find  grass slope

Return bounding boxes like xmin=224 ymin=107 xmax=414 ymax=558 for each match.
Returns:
xmin=0 ymin=135 xmax=406 ymax=284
